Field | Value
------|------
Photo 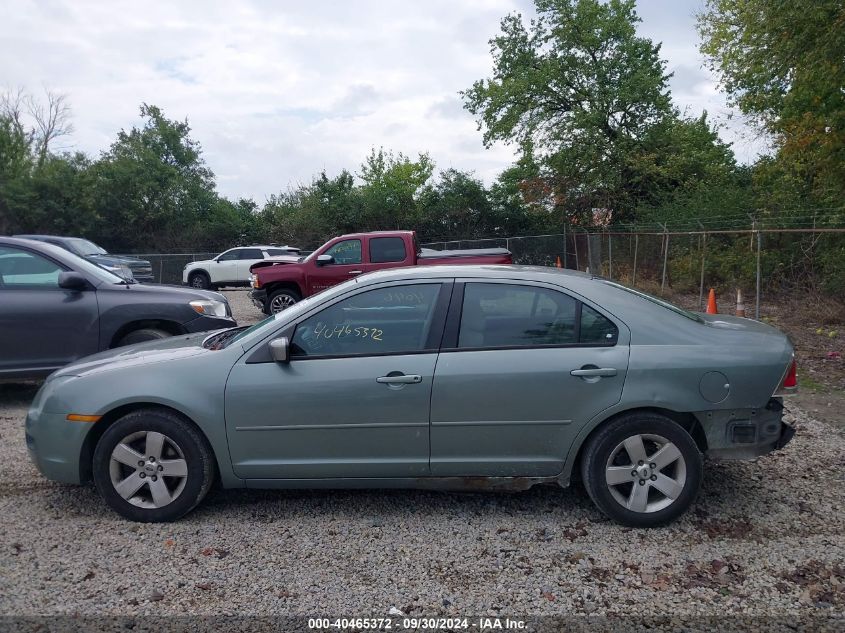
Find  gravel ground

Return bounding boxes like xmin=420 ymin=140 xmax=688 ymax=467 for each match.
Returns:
xmin=0 ymin=290 xmax=843 ymax=619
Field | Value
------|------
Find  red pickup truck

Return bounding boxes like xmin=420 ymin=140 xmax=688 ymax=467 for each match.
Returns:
xmin=248 ymin=230 xmax=512 ymax=314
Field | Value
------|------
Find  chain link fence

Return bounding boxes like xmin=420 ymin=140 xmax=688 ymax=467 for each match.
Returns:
xmin=424 ymin=226 xmax=845 ymax=317
xmin=120 ymin=223 xmax=845 ymax=317
xmin=114 ymin=253 xmax=218 ymax=285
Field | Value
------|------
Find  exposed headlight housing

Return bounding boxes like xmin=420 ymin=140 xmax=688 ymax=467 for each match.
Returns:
xmin=189 ymin=299 xmax=228 ymax=317
xmin=250 ymin=274 xmax=260 ymax=289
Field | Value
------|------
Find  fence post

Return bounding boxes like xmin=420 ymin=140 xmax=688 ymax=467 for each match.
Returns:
xmin=608 ymin=233 xmax=613 ymax=280
xmin=755 ymin=220 xmax=762 ymax=319
xmin=573 ymin=232 xmax=580 ymax=271
xmin=562 ymin=225 xmax=567 ymax=269
xmin=660 ymin=224 xmax=669 ymax=294
xmin=699 ymin=231 xmax=707 ymax=311
xmin=632 ymin=234 xmax=638 ymax=286
xmin=159 ymin=258 xmax=164 ymax=284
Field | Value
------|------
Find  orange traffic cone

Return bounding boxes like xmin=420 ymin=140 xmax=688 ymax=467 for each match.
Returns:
xmin=706 ymin=288 xmax=718 ymax=314
xmin=735 ymin=289 xmax=746 ymax=317
xmin=555 ymin=256 xmax=562 ymax=268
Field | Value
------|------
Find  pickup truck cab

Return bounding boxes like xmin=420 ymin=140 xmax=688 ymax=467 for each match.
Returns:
xmin=249 ymin=231 xmax=512 ymax=314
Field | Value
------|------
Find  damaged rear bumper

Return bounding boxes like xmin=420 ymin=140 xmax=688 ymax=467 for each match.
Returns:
xmin=700 ymin=398 xmax=795 ymax=460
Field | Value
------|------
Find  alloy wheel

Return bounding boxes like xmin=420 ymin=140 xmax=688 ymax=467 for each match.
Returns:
xmin=270 ymin=294 xmax=297 ymax=314
xmin=109 ymin=431 xmax=188 ymax=509
xmin=604 ymin=433 xmax=687 ymax=513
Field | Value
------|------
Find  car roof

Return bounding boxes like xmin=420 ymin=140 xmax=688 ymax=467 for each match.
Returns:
xmin=13 ymin=234 xmax=79 ymax=242
xmin=227 ymin=245 xmax=296 ymax=250
xmin=356 ymin=264 xmax=593 ymax=285
xmin=0 ymin=236 xmax=80 ymax=258
xmin=328 ymin=231 xmax=415 ymax=240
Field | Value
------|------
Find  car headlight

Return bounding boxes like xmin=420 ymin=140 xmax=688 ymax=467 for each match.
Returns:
xmin=189 ymin=299 xmax=228 ymax=317
xmin=250 ymin=274 xmax=260 ymax=288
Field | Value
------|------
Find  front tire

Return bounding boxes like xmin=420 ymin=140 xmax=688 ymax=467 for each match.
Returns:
xmin=93 ymin=409 xmax=215 ymax=522
xmin=117 ymin=328 xmax=171 ymax=347
xmin=268 ymin=288 xmax=300 ymax=314
xmin=580 ymin=413 xmax=702 ymax=527
xmin=189 ymin=271 xmax=211 ymax=289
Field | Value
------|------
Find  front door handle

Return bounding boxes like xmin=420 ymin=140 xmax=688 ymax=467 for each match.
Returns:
xmin=376 ymin=374 xmax=422 ymax=384
xmin=348 ymin=270 xmax=363 ymax=275
xmin=570 ymin=367 xmax=617 ymax=377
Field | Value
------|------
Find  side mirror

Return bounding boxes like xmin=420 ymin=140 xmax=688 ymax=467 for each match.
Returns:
xmin=58 ymin=271 xmax=88 ymax=291
xmin=316 ymin=254 xmax=333 ymax=266
xmin=269 ymin=337 xmax=290 ymax=363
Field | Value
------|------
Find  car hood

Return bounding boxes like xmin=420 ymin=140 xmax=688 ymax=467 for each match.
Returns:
xmin=250 ymin=256 xmax=302 ymax=272
xmin=187 ymin=259 xmax=214 ymax=267
xmin=101 ymin=281 xmax=227 ymax=303
xmin=51 ymin=330 xmax=221 ymax=379
xmin=88 ymin=254 xmax=149 ymax=267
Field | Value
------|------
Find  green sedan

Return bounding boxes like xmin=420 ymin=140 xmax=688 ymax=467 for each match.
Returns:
xmin=26 ymin=265 xmax=797 ymax=526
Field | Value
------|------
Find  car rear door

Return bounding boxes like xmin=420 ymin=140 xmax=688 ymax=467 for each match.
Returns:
xmin=237 ymin=248 xmax=264 ymax=282
xmin=224 ymin=280 xmax=451 ymax=479
xmin=429 ymin=280 xmax=630 ymax=477
xmin=0 ymin=245 xmax=100 ymax=378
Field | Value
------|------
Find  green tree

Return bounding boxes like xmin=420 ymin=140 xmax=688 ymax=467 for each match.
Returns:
xmin=699 ymin=0 xmax=845 ymax=203
xmin=463 ymin=0 xmax=673 ymax=219
xmin=90 ymin=104 xmax=220 ymax=250
xmin=357 ymin=148 xmax=434 ymax=230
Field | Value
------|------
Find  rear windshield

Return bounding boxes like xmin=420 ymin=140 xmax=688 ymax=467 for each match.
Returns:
xmin=600 ymin=281 xmax=703 ymax=322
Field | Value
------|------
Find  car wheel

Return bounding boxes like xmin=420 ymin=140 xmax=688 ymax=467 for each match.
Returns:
xmin=118 ymin=328 xmax=171 ymax=347
xmin=580 ymin=413 xmax=702 ymax=527
xmin=92 ymin=409 xmax=215 ymax=522
xmin=269 ymin=288 xmax=300 ymax=314
xmin=189 ymin=272 xmax=211 ymax=289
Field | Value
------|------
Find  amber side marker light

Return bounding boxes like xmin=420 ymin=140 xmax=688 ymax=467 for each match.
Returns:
xmin=66 ymin=414 xmax=101 ymax=423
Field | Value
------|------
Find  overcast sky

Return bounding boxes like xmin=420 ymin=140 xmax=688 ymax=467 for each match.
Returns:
xmin=1 ymin=0 xmax=767 ymax=202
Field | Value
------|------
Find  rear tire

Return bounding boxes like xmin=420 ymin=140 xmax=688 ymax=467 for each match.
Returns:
xmin=580 ymin=412 xmax=702 ymax=527
xmin=93 ymin=409 xmax=215 ymax=522
xmin=268 ymin=288 xmax=300 ymax=314
xmin=189 ymin=271 xmax=211 ymax=289
xmin=117 ymin=328 xmax=171 ymax=347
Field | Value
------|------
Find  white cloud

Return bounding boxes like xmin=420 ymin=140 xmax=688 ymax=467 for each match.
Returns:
xmin=1 ymin=0 xmax=760 ymax=201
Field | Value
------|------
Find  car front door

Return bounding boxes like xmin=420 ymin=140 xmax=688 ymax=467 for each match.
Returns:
xmin=429 ymin=280 xmax=630 ymax=477
xmin=307 ymin=238 xmax=366 ymax=294
xmin=0 ymin=245 xmax=100 ymax=378
xmin=213 ymin=249 xmax=241 ymax=284
xmin=224 ymin=281 xmax=451 ymax=479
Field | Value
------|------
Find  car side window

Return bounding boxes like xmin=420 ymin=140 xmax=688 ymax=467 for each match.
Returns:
xmin=239 ymin=248 xmax=263 ymax=260
xmin=580 ymin=304 xmax=619 ymax=345
xmin=217 ymin=250 xmax=239 ymax=262
xmin=369 ymin=237 xmax=407 ymax=263
xmin=265 ymin=248 xmax=292 ymax=256
xmin=323 ymin=239 xmax=362 ymax=265
xmin=291 ymin=284 xmax=441 ymax=358
xmin=458 ymin=283 xmax=578 ymax=348
xmin=0 ymin=247 xmax=63 ymax=287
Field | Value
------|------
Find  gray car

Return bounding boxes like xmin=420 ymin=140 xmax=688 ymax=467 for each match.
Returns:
xmin=0 ymin=237 xmax=236 ymax=380
xmin=25 ymin=265 xmax=796 ymax=526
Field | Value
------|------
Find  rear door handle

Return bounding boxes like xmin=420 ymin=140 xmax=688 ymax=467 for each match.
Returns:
xmin=570 ymin=367 xmax=617 ymax=377
xmin=348 ymin=270 xmax=363 ymax=275
xmin=376 ymin=374 xmax=422 ymax=384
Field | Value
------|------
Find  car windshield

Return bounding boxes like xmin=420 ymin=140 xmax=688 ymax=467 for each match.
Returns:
xmin=600 ymin=280 xmax=703 ymax=322
xmin=211 ymin=292 xmax=325 ymax=349
xmin=58 ymin=248 xmax=128 ymax=284
xmin=67 ymin=238 xmax=107 ymax=256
